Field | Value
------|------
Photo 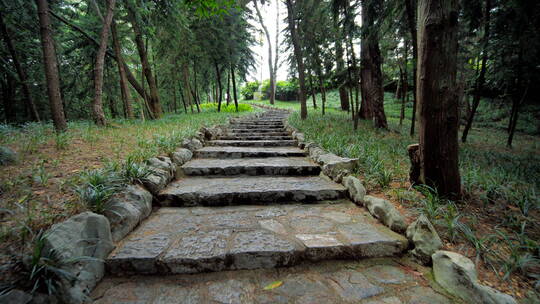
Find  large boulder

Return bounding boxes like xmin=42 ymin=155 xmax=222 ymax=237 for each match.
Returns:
xmin=342 ymin=175 xmax=366 ymax=204
xmin=171 ymin=148 xmax=193 ymax=166
xmin=182 ymin=138 xmax=203 ymax=152
xmin=202 ymin=126 xmax=223 ymax=140
xmin=306 ymin=143 xmax=326 ymax=161
xmin=44 ymin=212 xmax=114 ymax=304
xmin=363 ymin=195 xmax=407 ymax=233
xmin=406 ymin=215 xmax=442 ymax=265
xmin=143 ymin=156 xmax=175 ymax=195
xmin=319 ymin=153 xmax=358 ymax=181
xmin=432 ymin=251 xmax=517 ymax=304
xmin=105 ymin=185 xmax=153 ymax=242
xmin=0 ymin=146 xmax=17 ymax=165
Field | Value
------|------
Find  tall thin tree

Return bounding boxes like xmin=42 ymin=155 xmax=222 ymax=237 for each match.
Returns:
xmin=286 ymin=0 xmax=307 ymax=119
xmin=92 ymin=0 xmax=116 ymax=126
xmin=35 ymin=0 xmax=67 ymax=132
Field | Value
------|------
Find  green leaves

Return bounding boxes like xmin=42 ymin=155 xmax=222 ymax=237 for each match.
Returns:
xmin=186 ymin=0 xmax=236 ymax=18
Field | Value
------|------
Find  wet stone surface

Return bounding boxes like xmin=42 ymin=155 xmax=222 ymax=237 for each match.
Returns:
xmin=106 ymin=201 xmax=408 ymax=275
xmin=195 ymin=146 xmax=306 ymax=158
xmin=93 ymin=259 xmax=457 ymax=304
xmin=181 ymin=157 xmax=320 ymax=176
xmin=158 ymin=176 xmax=347 ymax=206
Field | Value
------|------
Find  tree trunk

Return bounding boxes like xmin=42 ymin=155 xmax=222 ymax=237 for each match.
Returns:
xmin=92 ymin=0 xmax=115 ymax=126
xmin=286 ymin=0 xmax=307 ymax=119
xmin=417 ymin=0 xmax=461 ymax=199
xmin=406 ymin=0 xmax=418 ymax=136
xmin=317 ymin=66 xmax=326 ymax=115
xmin=126 ymin=4 xmax=161 ymax=118
xmin=334 ymin=22 xmax=349 ymax=111
xmin=35 ymin=0 xmax=67 ymax=132
xmin=399 ymin=65 xmax=406 ymax=126
xmin=273 ymin=0 xmax=280 ymax=101
xmin=111 ymin=20 xmax=133 ymax=119
xmin=1 ymin=73 xmax=15 ymax=122
xmin=0 ymin=12 xmax=40 ymax=122
xmin=507 ymin=82 xmax=528 ymax=148
xmin=461 ymin=0 xmax=491 ymax=143
xmin=347 ymin=37 xmax=361 ymax=129
xmin=226 ymin=69 xmax=231 ymax=106
xmin=253 ymin=0 xmax=275 ymax=105
xmin=360 ymin=0 xmax=387 ymax=129
xmin=309 ymin=73 xmax=317 ymax=109
xmin=215 ymin=61 xmax=223 ymax=112
xmin=231 ymin=65 xmax=239 ymax=112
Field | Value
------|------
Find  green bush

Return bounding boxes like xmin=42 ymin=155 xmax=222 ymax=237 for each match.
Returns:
xmin=240 ymin=81 xmax=260 ymax=100
xmin=275 ymin=80 xmax=299 ymax=101
xmin=200 ymin=103 xmax=253 ymax=112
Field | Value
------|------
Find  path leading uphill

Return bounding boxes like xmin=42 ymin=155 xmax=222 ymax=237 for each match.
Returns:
xmin=92 ymin=110 xmax=455 ymax=303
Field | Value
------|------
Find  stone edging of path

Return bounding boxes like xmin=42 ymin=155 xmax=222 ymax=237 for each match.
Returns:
xmin=2 ymin=114 xmax=266 ymax=304
xmin=282 ymin=112 xmax=518 ymax=304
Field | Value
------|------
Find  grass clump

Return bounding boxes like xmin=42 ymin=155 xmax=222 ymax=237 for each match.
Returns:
xmin=200 ymin=102 xmax=253 ymax=112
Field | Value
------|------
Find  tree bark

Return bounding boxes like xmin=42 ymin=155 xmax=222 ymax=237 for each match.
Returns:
xmin=1 ymin=73 xmax=15 ymax=122
xmin=226 ymin=69 xmax=231 ymax=106
xmin=406 ymin=0 xmax=419 ymax=136
xmin=253 ymin=0 xmax=275 ymax=105
xmin=309 ymin=73 xmax=317 ymax=109
xmin=334 ymin=21 xmax=349 ymax=111
xmin=92 ymin=0 xmax=115 ymax=126
xmin=126 ymin=4 xmax=162 ymax=118
xmin=360 ymin=0 xmax=387 ymax=129
xmin=0 ymin=12 xmax=40 ymax=122
xmin=215 ymin=61 xmax=223 ymax=112
xmin=461 ymin=0 xmax=491 ymax=143
xmin=286 ymin=0 xmax=307 ymax=120
xmin=417 ymin=0 xmax=461 ymax=199
xmin=36 ymin=0 xmax=67 ymax=132
xmin=231 ymin=65 xmax=239 ymax=112
xmin=111 ymin=20 xmax=133 ymax=119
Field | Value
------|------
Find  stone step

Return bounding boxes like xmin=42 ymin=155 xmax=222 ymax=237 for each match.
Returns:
xmin=158 ymin=176 xmax=346 ymax=206
xmin=229 ymin=124 xmax=284 ymax=129
xmin=233 ymin=119 xmax=284 ymax=124
xmin=195 ymin=146 xmax=306 ymax=158
xmin=219 ymin=135 xmax=293 ymax=140
xmin=181 ymin=157 xmax=321 ymax=176
xmin=207 ymin=140 xmax=297 ymax=147
xmin=106 ymin=202 xmax=408 ymax=275
xmin=228 ymin=131 xmax=290 ymax=137
xmin=229 ymin=128 xmax=286 ymax=133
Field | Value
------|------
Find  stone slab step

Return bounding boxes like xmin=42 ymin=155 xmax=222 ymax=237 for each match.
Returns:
xmin=229 ymin=128 xmax=286 ymax=133
xmin=158 ymin=176 xmax=346 ymax=206
xmin=105 ymin=201 xmax=408 ymax=275
xmin=232 ymin=120 xmax=284 ymax=124
xmin=207 ymin=140 xmax=297 ymax=147
xmin=228 ymin=131 xmax=290 ymax=137
xmin=181 ymin=157 xmax=321 ymax=176
xmin=195 ymin=146 xmax=306 ymax=158
xmin=219 ymin=135 xmax=293 ymax=140
xmin=230 ymin=125 xmax=285 ymax=129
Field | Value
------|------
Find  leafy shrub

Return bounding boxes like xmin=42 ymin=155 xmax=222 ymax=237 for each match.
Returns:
xmin=75 ymin=169 xmax=121 ymax=214
xmin=240 ymin=81 xmax=260 ymax=100
xmin=120 ymin=159 xmax=152 ymax=184
xmin=200 ymin=103 xmax=253 ymax=112
xmin=275 ymin=80 xmax=299 ymax=101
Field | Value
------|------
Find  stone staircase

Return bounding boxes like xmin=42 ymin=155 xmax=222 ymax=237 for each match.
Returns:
xmin=104 ymin=110 xmax=407 ymax=279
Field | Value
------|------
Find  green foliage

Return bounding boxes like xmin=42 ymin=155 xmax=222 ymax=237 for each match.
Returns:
xmin=54 ymin=132 xmax=71 ymax=150
xmin=120 ymin=159 xmax=152 ymax=185
xmin=275 ymin=80 xmax=299 ymax=101
xmin=24 ymin=231 xmax=76 ymax=295
xmin=200 ymin=103 xmax=253 ymax=112
xmin=240 ymin=81 xmax=260 ymax=100
xmin=75 ymin=169 xmax=121 ymax=214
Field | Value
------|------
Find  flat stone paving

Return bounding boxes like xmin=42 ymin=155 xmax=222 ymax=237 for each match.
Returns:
xmin=106 ymin=201 xmax=407 ymax=275
xmin=207 ymin=140 xmax=298 ymax=147
xmin=159 ymin=176 xmax=346 ymax=206
xmin=96 ymin=110 xmax=458 ymax=303
xmin=94 ymin=259 xmax=457 ymax=304
xmin=195 ymin=146 xmax=306 ymax=158
xmin=181 ymin=157 xmax=321 ymax=176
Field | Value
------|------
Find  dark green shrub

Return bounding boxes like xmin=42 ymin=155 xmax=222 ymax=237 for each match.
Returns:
xmin=275 ymin=80 xmax=299 ymax=101
xmin=240 ymin=81 xmax=260 ymax=100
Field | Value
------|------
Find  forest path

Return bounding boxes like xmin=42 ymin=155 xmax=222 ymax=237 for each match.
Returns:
xmin=92 ymin=110 xmax=455 ymax=303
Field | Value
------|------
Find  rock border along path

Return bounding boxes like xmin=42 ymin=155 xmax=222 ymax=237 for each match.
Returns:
xmin=94 ymin=110 xmax=455 ymax=303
